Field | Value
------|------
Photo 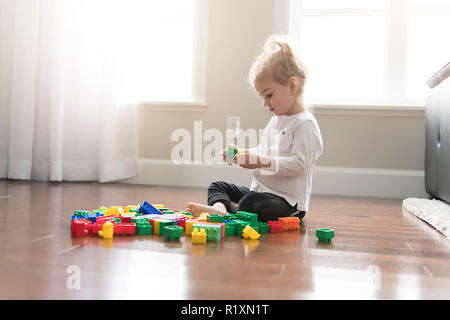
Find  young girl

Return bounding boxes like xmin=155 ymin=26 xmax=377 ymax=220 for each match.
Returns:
xmin=186 ymin=35 xmax=323 ymax=222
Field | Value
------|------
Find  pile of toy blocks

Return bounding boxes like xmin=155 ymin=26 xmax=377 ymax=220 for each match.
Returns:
xmin=70 ymin=200 xmax=301 ymax=243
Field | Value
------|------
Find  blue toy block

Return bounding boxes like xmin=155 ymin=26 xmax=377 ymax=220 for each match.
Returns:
xmin=139 ymin=200 xmax=162 ymax=215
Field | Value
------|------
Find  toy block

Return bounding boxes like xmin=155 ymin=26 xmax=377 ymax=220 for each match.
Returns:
xmin=199 ymin=212 xmax=209 ymax=221
xmin=268 ymin=220 xmax=282 ymax=233
xmin=224 ymin=221 xmax=237 ymax=236
xmin=164 ymin=210 xmax=176 ymax=214
xmin=185 ymin=219 xmax=200 ymax=236
xmin=98 ymin=221 xmax=114 ymax=239
xmin=192 ymin=222 xmax=223 ymax=241
xmin=91 ymin=220 xmax=107 ymax=235
xmin=165 ymin=225 xmax=183 ymax=241
xmin=114 ymin=223 xmax=136 ymax=235
xmin=258 ymin=222 xmax=270 ymax=234
xmin=192 ymin=227 xmax=207 ymax=244
xmin=158 ymin=208 xmax=169 ymax=213
xmin=139 ymin=201 xmax=162 ymax=215
xmin=178 ymin=216 xmax=188 ymax=229
xmin=278 ymin=217 xmax=300 ymax=231
xmin=106 ymin=206 xmax=124 ymax=216
xmin=71 ymin=219 xmax=92 ymax=237
xmin=208 ymin=214 xmax=224 ymax=223
xmin=74 ymin=210 xmax=89 ymax=217
xmin=233 ymin=219 xmax=250 ymax=234
xmin=152 ymin=204 xmax=165 ymax=209
xmin=136 ymin=221 xmax=152 ymax=235
xmin=194 ymin=222 xmax=225 ymax=237
xmin=242 ymin=225 xmax=260 ymax=240
xmin=225 ymin=144 xmax=240 ymax=163
xmin=124 ymin=205 xmax=138 ymax=213
xmin=236 ymin=211 xmax=259 ymax=226
xmin=223 ymin=214 xmax=236 ymax=221
xmin=153 ymin=219 xmax=174 ymax=235
xmin=316 ymin=228 xmax=334 ymax=243
xmin=120 ymin=215 xmax=133 ymax=223
xmin=130 ymin=208 xmax=139 ymax=214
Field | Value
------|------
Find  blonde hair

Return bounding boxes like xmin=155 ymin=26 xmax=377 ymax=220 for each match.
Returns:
xmin=248 ymin=34 xmax=308 ymax=96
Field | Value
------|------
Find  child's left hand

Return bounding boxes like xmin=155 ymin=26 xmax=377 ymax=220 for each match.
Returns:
xmin=235 ymin=152 xmax=270 ymax=169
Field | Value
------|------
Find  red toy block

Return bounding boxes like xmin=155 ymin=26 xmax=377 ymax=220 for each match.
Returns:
xmin=121 ymin=216 xmax=132 ymax=223
xmin=114 ymin=223 xmax=136 ymax=235
xmin=71 ymin=219 xmax=92 ymax=237
xmin=268 ymin=220 xmax=282 ymax=233
xmin=91 ymin=219 xmax=113 ymax=235
xmin=278 ymin=217 xmax=300 ymax=231
xmin=178 ymin=216 xmax=187 ymax=229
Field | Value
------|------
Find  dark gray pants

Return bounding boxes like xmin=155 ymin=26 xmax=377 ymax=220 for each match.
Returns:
xmin=207 ymin=180 xmax=306 ymax=222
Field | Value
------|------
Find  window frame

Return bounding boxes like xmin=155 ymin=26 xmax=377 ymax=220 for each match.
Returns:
xmin=139 ymin=0 xmax=208 ymax=108
xmin=278 ymin=0 xmax=450 ymax=108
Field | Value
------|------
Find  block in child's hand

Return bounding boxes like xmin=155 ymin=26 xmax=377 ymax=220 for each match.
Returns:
xmin=225 ymin=144 xmax=240 ymax=164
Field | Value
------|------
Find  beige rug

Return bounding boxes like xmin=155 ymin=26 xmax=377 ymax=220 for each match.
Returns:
xmin=402 ymin=197 xmax=450 ymax=239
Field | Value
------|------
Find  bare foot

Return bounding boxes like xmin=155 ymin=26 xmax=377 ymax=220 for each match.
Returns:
xmin=186 ymin=202 xmax=228 ymax=217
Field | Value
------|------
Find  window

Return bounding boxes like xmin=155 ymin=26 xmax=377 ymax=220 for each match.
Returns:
xmin=288 ymin=0 xmax=450 ymax=106
xmin=114 ymin=0 xmax=206 ymax=103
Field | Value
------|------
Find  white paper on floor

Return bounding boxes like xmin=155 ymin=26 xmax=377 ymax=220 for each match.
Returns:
xmin=402 ymin=197 xmax=450 ymax=239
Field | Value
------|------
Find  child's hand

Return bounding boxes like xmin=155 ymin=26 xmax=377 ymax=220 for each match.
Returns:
xmin=235 ymin=152 xmax=270 ymax=169
xmin=221 ymin=145 xmax=249 ymax=165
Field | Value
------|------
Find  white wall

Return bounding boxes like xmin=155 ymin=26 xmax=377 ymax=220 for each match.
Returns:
xmin=121 ymin=0 xmax=428 ymax=199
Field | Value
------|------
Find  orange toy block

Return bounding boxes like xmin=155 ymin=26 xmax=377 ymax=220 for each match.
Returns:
xmin=278 ymin=217 xmax=300 ymax=231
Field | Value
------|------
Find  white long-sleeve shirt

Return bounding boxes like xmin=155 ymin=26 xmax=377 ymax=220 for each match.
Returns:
xmin=249 ymin=110 xmax=323 ymax=212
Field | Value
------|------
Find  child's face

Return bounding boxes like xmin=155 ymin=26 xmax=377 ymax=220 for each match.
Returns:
xmin=254 ymin=76 xmax=297 ymax=116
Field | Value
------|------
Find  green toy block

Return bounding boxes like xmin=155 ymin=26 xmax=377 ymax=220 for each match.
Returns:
xmin=208 ymin=214 xmax=224 ymax=223
xmin=315 ymin=228 xmax=335 ymax=243
xmin=91 ymin=209 xmax=107 ymax=215
xmin=130 ymin=208 xmax=139 ymax=214
xmin=258 ymin=222 xmax=270 ymax=234
xmin=159 ymin=220 xmax=175 ymax=236
xmin=136 ymin=221 xmax=152 ymax=235
xmin=163 ymin=210 xmax=175 ymax=214
xmin=194 ymin=224 xmax=222 ymax=241
xmin=233 ymin=219 xmax=250 ymax=234
xmin=159 ymin=208 xmax=169 ymax=212
xmin=236 ymin=211 xmax=259 ymax=227
xmin=224 ymin=222 xmax=237 ymax=236
xmin=223 ymin=214 xmax=236 ymax=221
xmin=205 ymin=226 xmax=221 ymax=241
xmin=165 ymin=225 xmax=183 ymax=241
xmin=74 ymin=210 xmax=89 ymax=217
xmin=226 ymin=144 xmax=239 ymax=160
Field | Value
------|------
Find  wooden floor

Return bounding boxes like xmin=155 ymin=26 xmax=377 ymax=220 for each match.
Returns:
xmin=0 ymin=179 xmax=449 ymax=300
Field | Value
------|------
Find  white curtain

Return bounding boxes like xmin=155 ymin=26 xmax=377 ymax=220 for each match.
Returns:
xmin=0 ymin=0 xmax=138 ymax=182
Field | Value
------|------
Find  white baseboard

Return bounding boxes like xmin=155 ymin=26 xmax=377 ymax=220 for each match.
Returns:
xmin=119 ymin=159 xmax=428 ymax=199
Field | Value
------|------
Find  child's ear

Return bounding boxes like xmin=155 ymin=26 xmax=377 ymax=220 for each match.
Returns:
xmin=288 ymin=77 xmax=299 ymax=94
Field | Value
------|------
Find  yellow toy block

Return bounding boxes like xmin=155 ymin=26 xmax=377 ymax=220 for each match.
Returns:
xmin=106 ymin=206 xmax=124 ymax=216
xmin=192 ymin=228 xmax=206 ymax=244
xmin=242 ymin=225 xmax=260 ymax=240
xmin=98 ymin=221 xmax=114 ymax=239
xmin=124 ymin=205 xmax=138 ymax=213
xmin=99 ymin=206 xmax=108 ymax=211
xmin=153 ymin=204 xmax=165 ymax=209
xmin=199 ymin=212 xmax=209 ymax=221
xmin=185 ymin=219 xmax=199 ymax=236
xmin=153 ymin=219 xmax=161 ymax=235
